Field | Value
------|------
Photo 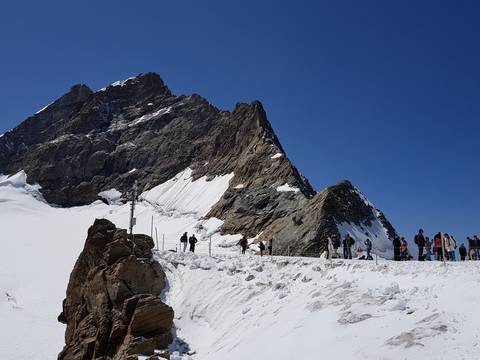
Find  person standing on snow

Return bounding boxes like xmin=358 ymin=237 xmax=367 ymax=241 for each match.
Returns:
xmin=474 ymin=235 xmax=480 ymax=260
xmin=189 ymin=234 xmax=198 ymax=253
xmin=444 ymin=233 xmax=456 ymax=261
xmin=258 ymin=241 xmax=266 ymax=256
xmin=467 ymin=237 xmax=476 ymax=260
xmin=332 ymin=235 xmax=341 ymax=258
xmin=238 ymin=236 xmax=248 ymax=255
xmin=393 ymin=236 xmax=401 ymax=261
xmin=459 ymin=243 xmax=467 ymax=261
xmin=343 ymin=234 xmax=354 ymax=259
xmin=364 ymin=238 xmax=373 ymax=260
xmin=414 ymin=229 xmax=426 ymax=261
xmin=424 ymin=237 xmax=432 ymax=261
xmin=400 ymin=237 xmax=409 ymax=260
xmin=180 ymin=232 xmax=188 ymax=252
xmin=268 ymin=238 xmax=273 ymax=256
xmin=434 ymin=232 xmax=443 ymax=261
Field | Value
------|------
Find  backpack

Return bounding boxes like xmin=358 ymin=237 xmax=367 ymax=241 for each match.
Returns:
xmin=414 ymin=235 xmax=418 ymax=245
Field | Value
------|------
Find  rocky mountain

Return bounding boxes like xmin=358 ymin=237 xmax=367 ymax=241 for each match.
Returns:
xmin=58 ymin=218 xmax=173 ymax=360
xmin=0 ymin=73 xmax=397 ymax=256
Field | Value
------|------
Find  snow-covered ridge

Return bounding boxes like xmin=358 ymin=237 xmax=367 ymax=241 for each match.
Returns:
xmin=157 ymin=251 xmax=480 ymax=360
xmin=97 ymin=76 xmax=137 ymax=92
xmin=35 ymin=101 xmax=54 ymax=115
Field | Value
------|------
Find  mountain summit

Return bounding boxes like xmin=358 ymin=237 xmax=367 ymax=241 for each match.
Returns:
xmin=0 ymin=72 xmax=397 ymax=256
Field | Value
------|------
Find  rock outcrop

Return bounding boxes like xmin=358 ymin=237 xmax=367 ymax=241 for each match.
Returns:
xmin=58 ymin=219 xmax=173 ymax=360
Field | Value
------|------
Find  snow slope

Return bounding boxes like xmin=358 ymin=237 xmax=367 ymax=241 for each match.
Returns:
xmin=0 ymin=170 xmax=238 ymax=359
xmin=1 ymin=171 xmax=479 ymax=360
xmin=158 ymin=251 xmax=480 ymax=360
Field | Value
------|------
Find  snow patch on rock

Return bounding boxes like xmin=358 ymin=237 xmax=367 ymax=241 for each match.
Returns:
xmin=276 ymin=183 xmax=300 ymax=193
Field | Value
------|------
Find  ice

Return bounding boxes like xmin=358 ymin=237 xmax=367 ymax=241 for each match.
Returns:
xmin=276 ymin=183 xmax=300 ymax=192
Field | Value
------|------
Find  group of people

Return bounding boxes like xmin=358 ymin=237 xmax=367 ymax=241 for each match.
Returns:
xmin=326 ymin=234 xmax=373 ymax=260
xmin=237 ymin=237 xmax=273 ymax=256
xmin=180 ymin=232 xmax=198 ymax=252
xmin=394 ymin=229 xmax=480 ymax=261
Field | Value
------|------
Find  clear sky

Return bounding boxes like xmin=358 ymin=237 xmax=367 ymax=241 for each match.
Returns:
xmin=1 ymin=1 xmax=479 ymax=244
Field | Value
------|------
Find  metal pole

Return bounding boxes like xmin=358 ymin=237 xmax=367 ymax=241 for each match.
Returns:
xmin=129 ymin=180 xmax=138 ymax=236
xmin=150 ymin=215 xmax=154 ymax=239
xmin=155 ymin=227 xmax=159 ymax=251
xmin=162 ymin=233 xmax=165 ymax=251
xmin=287 ymin=244 xmax=290 ymax=257
xmin=209 ymin=235 xmax=212 ymax=256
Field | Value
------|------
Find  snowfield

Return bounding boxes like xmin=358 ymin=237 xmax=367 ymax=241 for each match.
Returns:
xmin=0 ymin=171 xmax=478 ymax=360
xmin=158 ymin=252 xmax=480 ymax=360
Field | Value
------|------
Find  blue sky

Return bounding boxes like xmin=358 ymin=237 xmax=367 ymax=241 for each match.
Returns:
xmin=1 ymin=1 xmax=479 ymax=243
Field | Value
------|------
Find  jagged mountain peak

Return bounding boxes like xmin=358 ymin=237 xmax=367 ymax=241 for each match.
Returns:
xmin=0 ymin=73 xmax=397 ymax=257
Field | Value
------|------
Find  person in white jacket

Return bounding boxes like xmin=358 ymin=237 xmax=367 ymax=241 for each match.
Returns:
xmin=444 ymin=233 xmax=456 ymax=261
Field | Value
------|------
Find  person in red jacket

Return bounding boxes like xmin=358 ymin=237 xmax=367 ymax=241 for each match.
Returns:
xmin=434 ymin=232 xmax=443 ymax=261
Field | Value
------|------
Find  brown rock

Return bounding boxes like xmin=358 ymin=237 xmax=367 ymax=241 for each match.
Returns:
xmin=58 ymin=219 xmax=174 ymax=360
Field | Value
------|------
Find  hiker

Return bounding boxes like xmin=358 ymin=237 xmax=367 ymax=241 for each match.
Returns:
xmin=393 ymin=236 xmax=401 ymax=261
xmin=424 ymin=237 xmax=432 ymax=261
xmin=467 ymin=236 xmax=477 ymax=260
xmin=364 ymin=238 xmax=373 ymax=260
xmin=189 ymin=234 xmax=197 ymax=253
xmin=414 ymin=229 xmax=426 ymax=261
xmin=259 ymin=241 xmax=266 ymax=256
xmin=475 ymin=235 xmax=480 ymax=260
xmin=238 ymin=236 xmax=248 ymax=255
xmin=343 ymin=234 xmax=354 ymax=259
xmin=332 ymin=235 xmax=341 ymax=258
xmin=444 ymin=233 xmax=456 ymax=261
xmin=180 ymin=232 xmax=188 ymax=252
xmin=434 ymin=232 xmax=443 ymax=261
xmin=459 ymin=243 xmax=467 ymax=261
xmin=268 ymin=238 xmax=273 ymax=256
xmin=400 ymin=237 xmax=409 ymax=260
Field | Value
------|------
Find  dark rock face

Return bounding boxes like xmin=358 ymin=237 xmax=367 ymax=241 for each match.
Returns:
xmin=258 ymin=181 xmax=397 ymax=255
xmin=58 ymin=219 xmax=173 ymax=360
xmin=1 ymin=72 xmax=397 ymax=254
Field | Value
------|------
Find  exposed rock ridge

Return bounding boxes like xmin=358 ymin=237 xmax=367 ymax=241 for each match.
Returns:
xmin=58 ymin=218 xmax=173 ymax=360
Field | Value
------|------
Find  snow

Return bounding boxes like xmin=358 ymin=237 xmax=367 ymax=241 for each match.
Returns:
xmin=2 ymin=170 xmax=479 ymax=360
xmin=0 ymin=170 xmax=237 ymax=359
xmin=276 ymin=183 xmax=300 ymax=193
xmin=35 ymin=101 xmax=54 ymax=114
xmin=270 ymin=152 xmax=283 ymax=159
xmin=157 ymin=252 xmax=480 ymax=360
xmin=337 ymin=218 xmax=393 ymax=259
xmin=141 ymin=168 xmax=234 ymax=218
xmin=98 ymin=188 xmax=123 ymax=205
xmin=108 ymin=106 xmax=172 ymax=131
xmin=335 ymin=187 xmax=395 ymax=259
xmin=233 ymin=184 xmax=245 ymax=189
xmin=129 ymin=106 xmax=172 ymax=127
xmin=129 ymin=168 xmax=137 ymax=174
xmin=97 ymin=76 xmax=137 ymax=92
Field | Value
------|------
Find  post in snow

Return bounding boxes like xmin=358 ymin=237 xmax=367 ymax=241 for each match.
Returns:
xmin=129 ymin=180 xmax=138 ymax=237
